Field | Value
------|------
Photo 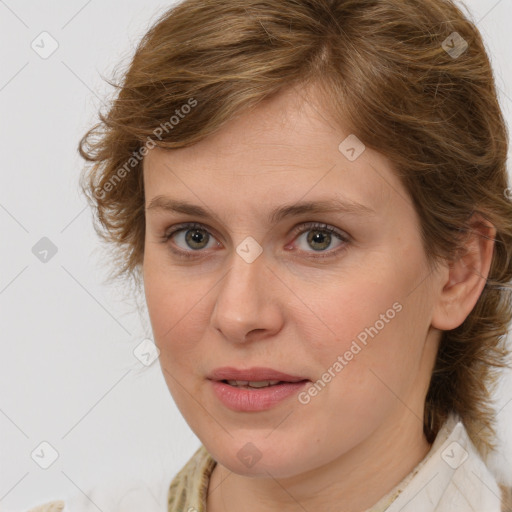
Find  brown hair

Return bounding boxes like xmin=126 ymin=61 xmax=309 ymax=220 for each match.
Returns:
xmin=79 ymin=0 xmax=512 ymax=459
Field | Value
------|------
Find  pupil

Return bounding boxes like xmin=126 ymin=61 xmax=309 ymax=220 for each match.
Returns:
xmin=186 ymin=229 xmax=208 ymax=249
xmin=308 ymin=230 xmax=330 ymax=251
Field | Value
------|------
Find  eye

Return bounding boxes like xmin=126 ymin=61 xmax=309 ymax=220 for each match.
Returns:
xmin=163 ymin=222 xmax=220 ymax=259
xmin=161 ymin=222 xmax=350 ymax=260
xmin=289 ymin=222 xmax=349 ymax=259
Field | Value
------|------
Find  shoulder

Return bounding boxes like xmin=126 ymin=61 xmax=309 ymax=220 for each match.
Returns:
xmin=25 ymin=501 xmax=66 ymax=512
xmin=500 ymin=484 xmax=512 ymax=512
xmin=168 ymin=445 xmax=217 ymax=512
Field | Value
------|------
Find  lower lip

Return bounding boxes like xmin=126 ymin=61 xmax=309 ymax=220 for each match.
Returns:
xmin=209 ymin=380 xmax=309 ymax=412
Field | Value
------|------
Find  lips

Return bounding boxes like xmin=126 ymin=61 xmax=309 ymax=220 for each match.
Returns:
xmin=208 ymin=368 xmax=310 ymax=411
xmin=208 ymin=366 xmax=309 ymax=383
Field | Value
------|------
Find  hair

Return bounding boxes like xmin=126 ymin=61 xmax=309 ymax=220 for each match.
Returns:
xmin=78 ymin=0 xmax=512 ymax=460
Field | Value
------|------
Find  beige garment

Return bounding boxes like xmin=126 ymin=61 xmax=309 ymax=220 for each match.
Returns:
xmin=24 ymin=414 xmax=512 ymax=512
xmin=25 ymin=502 xmax=65 ymax=512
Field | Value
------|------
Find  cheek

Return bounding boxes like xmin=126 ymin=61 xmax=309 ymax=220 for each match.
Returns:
xmin=143 ymin=259 xmax=188 ymax=372
xmin=144 ymin=268 xmax=205 ymax=406
xmin=143 ymin=248 xmax=199 ymax=339
xmin=300 ymin=267 xmax=404 ymax=355
xmin=143 ymin=257 xmax=214 ymax=378
xmin=298 ymin=259 xmax=424 ymax=398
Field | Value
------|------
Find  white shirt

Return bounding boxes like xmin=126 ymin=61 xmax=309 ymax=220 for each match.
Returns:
xmin=367 ymin=412 xmax=504 ymax=511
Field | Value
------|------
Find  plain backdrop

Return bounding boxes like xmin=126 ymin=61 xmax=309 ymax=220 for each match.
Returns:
xmin=0 ymin=0 xmax=511 ymax=509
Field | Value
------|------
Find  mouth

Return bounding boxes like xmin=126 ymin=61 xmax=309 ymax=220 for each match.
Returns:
xmin=220 ymin=379 xmax=308 ymax=389
xmin=208 ymin=366 xmax=309 ymax=383
xmin=207 ymin=367 xmax=310 ymax=411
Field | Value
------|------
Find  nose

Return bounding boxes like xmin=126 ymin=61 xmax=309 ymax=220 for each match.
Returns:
xmin=210 ymin=245 xmax=283 ymax=344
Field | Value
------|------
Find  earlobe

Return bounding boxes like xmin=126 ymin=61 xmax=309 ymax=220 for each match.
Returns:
xmin=431 ymin=215 xmax=496 ymax=331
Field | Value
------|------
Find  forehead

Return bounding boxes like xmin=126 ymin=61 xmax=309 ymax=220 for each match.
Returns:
xmin=143 ymin=86 xmax=409 ymax=218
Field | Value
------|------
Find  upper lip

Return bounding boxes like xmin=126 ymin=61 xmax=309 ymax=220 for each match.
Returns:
xmin=208 ymin=367 xmax=309 ymax=382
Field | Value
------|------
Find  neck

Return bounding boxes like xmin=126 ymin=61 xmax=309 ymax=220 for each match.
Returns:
xmin=206 ymin=413 xmax=432 ymax=512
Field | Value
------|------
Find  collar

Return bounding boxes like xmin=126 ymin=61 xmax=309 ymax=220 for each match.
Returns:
xmin=367 ymin=412 xmax=502 ymax=511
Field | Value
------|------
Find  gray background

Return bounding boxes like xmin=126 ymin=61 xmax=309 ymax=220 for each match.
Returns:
xmin=0 ymin=0 xmax=511 ymax=509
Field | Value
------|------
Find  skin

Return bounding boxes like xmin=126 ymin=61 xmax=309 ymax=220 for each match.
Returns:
xmin=142 ymin=85 xmax=496 ymax=512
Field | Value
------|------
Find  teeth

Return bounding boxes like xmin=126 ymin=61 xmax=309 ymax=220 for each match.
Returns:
xmin=226 ymin=380 xmax=281 ymax=388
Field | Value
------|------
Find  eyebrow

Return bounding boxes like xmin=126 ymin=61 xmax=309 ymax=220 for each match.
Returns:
xmin=146 ymin=195 xmax=376 ymax=224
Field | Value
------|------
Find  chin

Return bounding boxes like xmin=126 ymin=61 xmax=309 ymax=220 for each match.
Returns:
xmin=206 ymin=436 xmax=312 ymax=478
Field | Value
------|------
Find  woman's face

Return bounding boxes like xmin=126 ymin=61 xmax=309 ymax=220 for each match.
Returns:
xmin=142 ymin=86 xmax=443 ymax=478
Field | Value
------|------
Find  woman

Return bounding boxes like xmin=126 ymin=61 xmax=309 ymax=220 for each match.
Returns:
xmin=26 ymin=0 xmax=512 ymax=510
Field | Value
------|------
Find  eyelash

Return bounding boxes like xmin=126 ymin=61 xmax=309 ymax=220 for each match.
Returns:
xmin=161 ymin=222 xmax=350 ymax=261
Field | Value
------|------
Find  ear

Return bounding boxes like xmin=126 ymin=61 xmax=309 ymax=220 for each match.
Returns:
xmin=431 ymin=214 xmax=496 ymax=331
